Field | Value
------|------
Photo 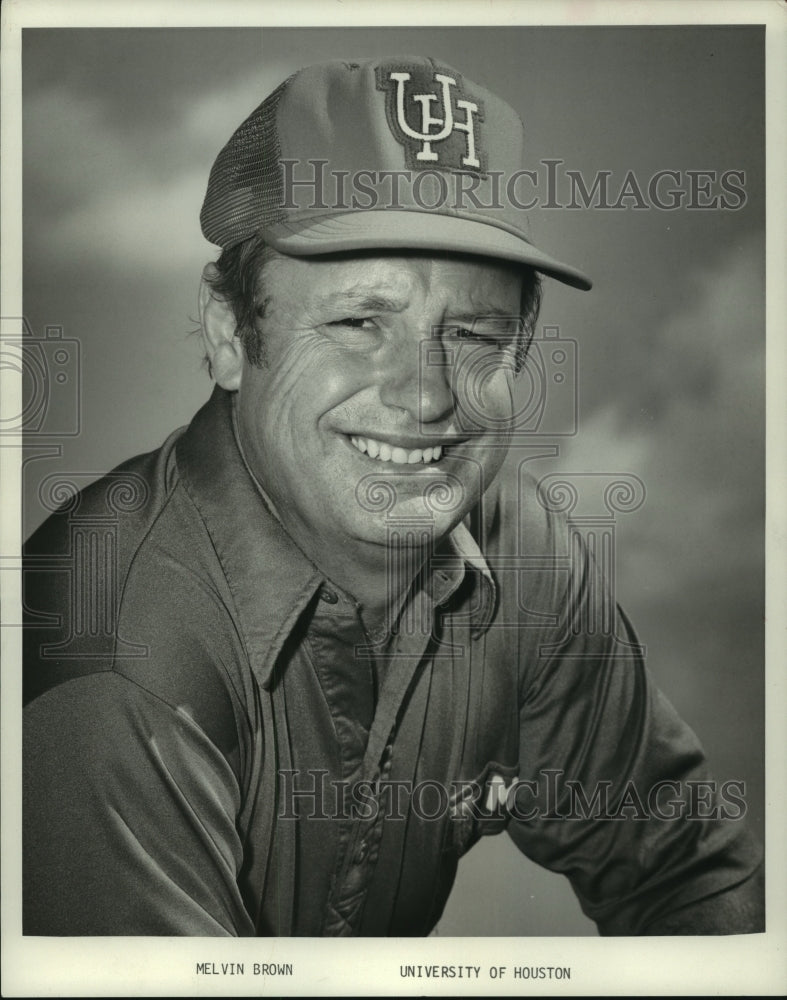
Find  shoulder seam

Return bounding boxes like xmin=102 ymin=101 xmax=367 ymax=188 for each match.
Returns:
xmin=111 ymin=477 xmax=182 ymax=672
xmin=172 ymin=463 xmax=254 ymax=673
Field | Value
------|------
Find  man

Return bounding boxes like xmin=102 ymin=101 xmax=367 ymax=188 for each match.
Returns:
xmin=23 ymin=55 xmax=763 ymax=936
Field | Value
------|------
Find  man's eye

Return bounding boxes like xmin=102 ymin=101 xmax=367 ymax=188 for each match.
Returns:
xmin=452 ymin=327 xmax=511 ymax=351
xmin=329 ymin=317 xmax=375 ymax=330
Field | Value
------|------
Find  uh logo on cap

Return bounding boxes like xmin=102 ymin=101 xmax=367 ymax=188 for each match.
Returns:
xmin=376 ymin=63 xmax=485 ymax=174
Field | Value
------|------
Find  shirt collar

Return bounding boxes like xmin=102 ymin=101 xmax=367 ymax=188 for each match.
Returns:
xmin=176 ymin=386 xmax=497 ymax=689
xmin=437 ymin=519 xmax=498 ymax=638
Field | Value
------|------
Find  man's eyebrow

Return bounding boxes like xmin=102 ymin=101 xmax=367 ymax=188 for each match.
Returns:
xmin=449 ymin=305 xmax=522 ymax=323
xmin=312 ymin=289 xmax=407 ymax=313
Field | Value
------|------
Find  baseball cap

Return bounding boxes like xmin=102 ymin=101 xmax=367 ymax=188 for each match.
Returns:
xmin=200 ymin=55 xmax=592 ymax=290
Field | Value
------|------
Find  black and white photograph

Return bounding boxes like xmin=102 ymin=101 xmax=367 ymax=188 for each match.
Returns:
xmin=2 ymin=1 xmax=785 ymax=995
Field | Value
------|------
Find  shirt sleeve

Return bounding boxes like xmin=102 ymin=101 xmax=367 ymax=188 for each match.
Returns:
xmin=24 ymin=671 xmax=256 ymax=936
xmin=506 ymin=521 xmax=762 ymax=935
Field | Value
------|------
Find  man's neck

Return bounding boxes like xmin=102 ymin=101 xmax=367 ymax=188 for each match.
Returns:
xmin=309 ymin=530 xmax=429 ymax=638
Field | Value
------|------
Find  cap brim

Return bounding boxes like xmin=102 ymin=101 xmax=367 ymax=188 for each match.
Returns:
xmin=263 ymin=210 xmax=592 ymax=291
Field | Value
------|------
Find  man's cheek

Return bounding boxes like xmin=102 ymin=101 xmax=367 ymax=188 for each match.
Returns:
xmin=266 ymin=344 xmax=324 ymax=393
xmin=280 ymin=340 xmax=370 ymax=399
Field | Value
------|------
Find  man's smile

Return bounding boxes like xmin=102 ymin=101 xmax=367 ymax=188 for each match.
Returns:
xmin=349 ymin=434 xmax=444 ymax=465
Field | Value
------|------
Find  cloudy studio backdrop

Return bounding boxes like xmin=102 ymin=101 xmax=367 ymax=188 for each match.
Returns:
xmin=21 ymin=25 xmax=764 ymax=936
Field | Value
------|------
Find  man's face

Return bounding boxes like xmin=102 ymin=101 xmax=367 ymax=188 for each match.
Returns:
xmin=235 ymin=251 xmax=523 ymax=563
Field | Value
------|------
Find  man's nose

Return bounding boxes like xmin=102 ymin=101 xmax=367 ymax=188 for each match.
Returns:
xmin=378 ymin=329 xmax=455 ymax=425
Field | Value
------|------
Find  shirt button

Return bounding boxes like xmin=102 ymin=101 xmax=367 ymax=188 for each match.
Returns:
xmin=319 ymin=587 xmax=339 ymax=604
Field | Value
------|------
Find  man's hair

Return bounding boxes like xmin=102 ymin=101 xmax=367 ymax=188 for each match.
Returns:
xmin=204 ymin=234 xmax=543 ymax=373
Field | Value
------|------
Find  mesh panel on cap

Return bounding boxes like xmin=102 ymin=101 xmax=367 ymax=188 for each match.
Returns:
xmin=200 ymin=75 xmax=294 ymax=249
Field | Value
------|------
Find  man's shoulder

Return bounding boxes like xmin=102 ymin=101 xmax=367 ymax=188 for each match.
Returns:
xmin=22 ymin=425 xmax=214 ymax=702
xmin=24 ymin=427 xmax=185 ymax=560
xmin=23 ymin=423 xmax=250 ymax=758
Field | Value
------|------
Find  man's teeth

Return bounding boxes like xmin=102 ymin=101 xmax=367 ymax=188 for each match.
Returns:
xmin=350 ymin=436 xmax=443 ymax=465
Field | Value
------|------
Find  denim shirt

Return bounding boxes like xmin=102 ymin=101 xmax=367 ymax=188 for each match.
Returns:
xmin=23 ymin=387 xmax=761 ymax=935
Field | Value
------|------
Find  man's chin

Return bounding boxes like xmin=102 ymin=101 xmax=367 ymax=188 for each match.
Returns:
xmin=348 ymin=497 xmax=467 ymax=549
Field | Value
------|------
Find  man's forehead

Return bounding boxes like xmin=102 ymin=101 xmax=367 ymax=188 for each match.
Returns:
xmin=263 ymin=249 xmax=524 ymax=310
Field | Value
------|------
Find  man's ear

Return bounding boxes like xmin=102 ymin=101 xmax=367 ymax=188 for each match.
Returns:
xmin=199 ymin=263 xmax=244 ymax=390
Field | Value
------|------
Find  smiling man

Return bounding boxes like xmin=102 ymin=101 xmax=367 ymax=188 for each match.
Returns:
xmin=23 ymin=55 xmax=763 ymax=936
xmin=204 ymin=250 xmax=525 ymax=636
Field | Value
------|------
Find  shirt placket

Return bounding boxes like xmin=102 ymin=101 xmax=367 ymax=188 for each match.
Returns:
xmin=321 ymin=740 xmax=395 ymax=934
xmin=321 ymin=569 xmax=463 ymax=936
